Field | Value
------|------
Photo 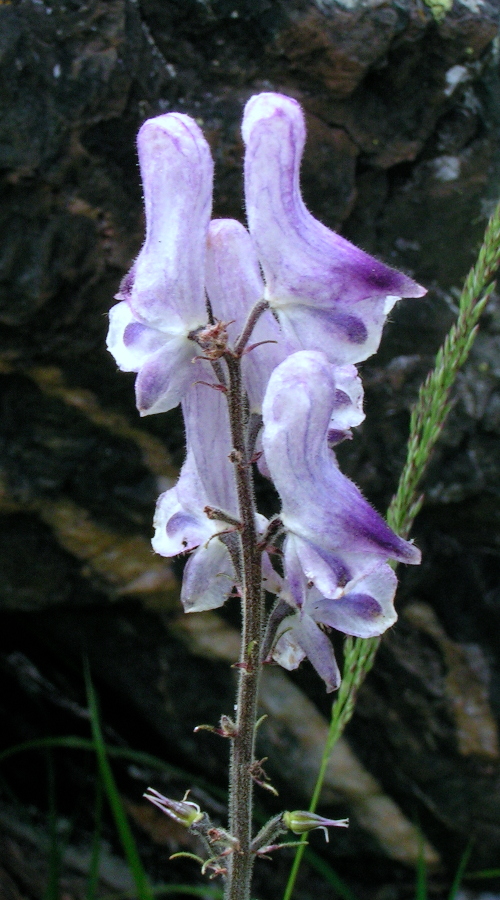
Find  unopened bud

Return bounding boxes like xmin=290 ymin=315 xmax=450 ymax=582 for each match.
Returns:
xmin=283 ymin=810 xmax=349 ymax=842
xmin=144 ymin=787 xmax=203 ymax=828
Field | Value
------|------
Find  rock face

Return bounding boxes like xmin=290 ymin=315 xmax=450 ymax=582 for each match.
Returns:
xmin=1 ymin=0 xmax=500 ymax=896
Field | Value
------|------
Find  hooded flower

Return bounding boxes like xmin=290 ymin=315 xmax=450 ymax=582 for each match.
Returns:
xmin=107 ymin=113 xmax=214 ymax=415
xmin=262 ymin=350 xmax=420 ymax=606
xmin=270 ymin=541 xmax=398 ymax=691
xmin=242 ymin=93 xmax=426 ymax=366
xmin=205 ymin=218 xmax=289 ymax=413
xmin=152 ymin=372 xmax=237 ymax=612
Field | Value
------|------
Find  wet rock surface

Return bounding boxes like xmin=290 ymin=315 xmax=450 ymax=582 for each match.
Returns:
xmin=2 ymin=0 xmax=500 ymax=897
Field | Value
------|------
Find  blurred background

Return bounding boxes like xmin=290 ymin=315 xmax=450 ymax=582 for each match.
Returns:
xmin=2 ymin=1 xmax=500 ymax=898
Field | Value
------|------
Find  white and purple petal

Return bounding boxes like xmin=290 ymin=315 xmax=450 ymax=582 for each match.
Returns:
xmin=328 ymin=364 xmax=365 ymax=445
xmin=273 ymin=611 xmax=341 ymax=693
xmin=262 ymin=350 xmax=420 ymax=565
xmin=135 ymin=337 xmax=202 ymax=416
xmin=205 ymin=218 xmax=289 ymax=412
xmin=152 ymin=451 xmax=212 ymax=557
xmin=181 ymin=539 xmax=235 ymax=612
xmin=130 ymin=113 xmax=213 ymax=327
xmin=182 ymin=371 xmax=238 ymax=517
xmin=107 ymin=113 xmax=214 ymax=414
xmin=107 ymin=301 xmax=168 ymax=373
xmin=242 ymin=92 xmax=426 ymax=365
xmin=310 ymin=563 xmax=398 ymax=638
xmin=285 ymin=533 xmax=351 ymax=601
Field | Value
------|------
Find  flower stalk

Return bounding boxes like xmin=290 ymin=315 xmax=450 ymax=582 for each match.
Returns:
xmin=224 ymin=351 xmax=265 ymax=900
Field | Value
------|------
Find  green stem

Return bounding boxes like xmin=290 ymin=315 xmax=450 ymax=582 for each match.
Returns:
xmin=283 ymin=200 xmax=500 ymax=900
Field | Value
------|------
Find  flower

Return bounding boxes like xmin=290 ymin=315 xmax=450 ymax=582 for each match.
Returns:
xmin=283 ymin=810 xmax=349 ymax=840
xmin=152 ymin=373 xmax=237 ymax=612
xmin=107 ymin=113 xmax=213 ymax=415
xmin=262 ymin=351 xmax=420 ymax=572
xmin=272 ymin=550 xmax=398 ymax=691
xmin=242 ymin=93 xmax=426 ymax=366
xmin=144 ymin=788 xmax=203 ymax=828
xmin=205 ymin=218 xmax=289 ymax=413
xmin=260 ymin=350 xmax=419 ymax=689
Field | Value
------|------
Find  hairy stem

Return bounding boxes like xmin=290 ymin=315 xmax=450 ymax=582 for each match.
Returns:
xmin=225 ymin=354 xmax=264 ymax=900
xmin=234 ymin=299 xmax=269 ymax=356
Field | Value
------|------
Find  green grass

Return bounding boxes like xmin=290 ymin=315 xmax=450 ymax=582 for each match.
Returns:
xmin=84 ymin=658 xmax=154 ymax=900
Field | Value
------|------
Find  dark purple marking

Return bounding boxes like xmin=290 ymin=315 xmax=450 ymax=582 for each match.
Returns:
xmin=118 ymin=267 xmax=136 ymax=300
xmin=344 ymin=593 xmax=381 ymax=619
xmin=333 ymin=389 xmax=351 ymax=407
xmin=360 ymin=261 xmax=402 ymax=292
xmin=332 ymin=313 xmax=367 ymax=344
xmin=327 ymin=428 xmax=350 ymax=447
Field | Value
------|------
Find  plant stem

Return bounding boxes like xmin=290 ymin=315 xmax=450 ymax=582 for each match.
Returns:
xmin=234 ymin=299 xmax=269 ymax=356
xmin=225 ymin=354 xmax=264 ymax=900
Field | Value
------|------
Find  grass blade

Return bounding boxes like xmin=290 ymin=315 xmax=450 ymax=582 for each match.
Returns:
xmin=84 ymin=658 xmax=154 ymax=900
xmin=448 ymin=844 xmax=473 ymax=900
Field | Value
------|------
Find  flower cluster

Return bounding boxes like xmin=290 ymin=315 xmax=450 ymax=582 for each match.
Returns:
xmin=107 ymin=93 xmax=425 ymax=691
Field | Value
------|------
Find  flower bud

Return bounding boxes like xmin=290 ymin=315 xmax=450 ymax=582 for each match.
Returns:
xmin=144 ymin=787 xmax=203 ymax=828
xmin=283 ymin=810 xmax=349 ymax=842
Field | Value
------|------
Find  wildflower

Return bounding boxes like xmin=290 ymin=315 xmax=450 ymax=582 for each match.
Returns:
xmin=144 ymin=788 xmax=203 ymax=828
xmin=152 ymin=375 xmax=237 ymax=612
xmin=205 ymin=218 xmax=289 ymax=413
xmin=107 ymin=113 xmax=213 ymax=415
xmin=262 ymin=351 xmax=420 ymax=573
xmin=283 ymin=810 xmax=349 ymax=841
xmin=242 ymin=93 xmax=426 ymax=366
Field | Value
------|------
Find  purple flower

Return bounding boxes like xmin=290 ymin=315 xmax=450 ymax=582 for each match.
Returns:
xmin=262 ymin=351 xmax=420 ymax=571
xmin=152 ymin=373 xmax=237 ymax=612
xmin=271 ymin=547 xmax=398 ymax=691
xmin=205 ymin=218 xmax=289 ymax=413
xmin=107 ymin=113 xmax=213 ymax=415
xmin=242 ymin=93 xmax=426 ymax=366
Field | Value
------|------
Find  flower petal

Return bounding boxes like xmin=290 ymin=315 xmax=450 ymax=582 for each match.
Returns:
xmin=182 ymin=370 xmax=238 ymax=516
xmin=310 ymin=563 xmax=398 ymax=638
xmin=152 ymin=451 xmax=212 ymax=557
xmin=107 ymin=301 xmax=168 ymax=372
xmin=262 ymin=350 xmax=420 ymax=564
xmin=128 ymin=113 xmax=213 ymax=328
xmin=181 ymin=539 xmax=235 ymax=612
xmin=273 ymin=623 xmax=306 ymax=671
xmin=242 ymin=92 xmax=426 ymax=365
xmin=134 ymin=337 xmax=199 ymax=415
xmin=328 ymin=364 xmax=365 ymax=445
xmin=205 ymin=218 xmax=289 ymax=412
xmin=294 ymin=614 xmax=341 ymax=693
xmin=287 ymin=533 xmax=351 ymax=599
